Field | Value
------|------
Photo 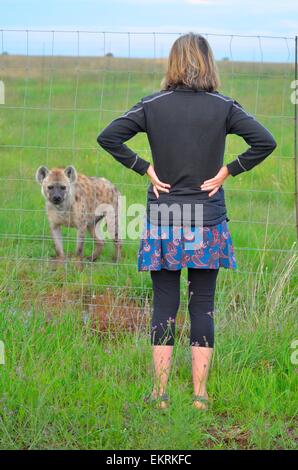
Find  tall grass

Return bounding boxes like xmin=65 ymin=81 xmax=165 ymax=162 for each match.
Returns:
xmin=0 ymin=246 xmax=297 ymax=450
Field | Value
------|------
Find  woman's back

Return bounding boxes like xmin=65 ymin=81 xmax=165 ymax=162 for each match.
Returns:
xmin=97 ymin=84 xmax=276 ymax=226
xmin=99 ymin=84 xmax=276 ymax=186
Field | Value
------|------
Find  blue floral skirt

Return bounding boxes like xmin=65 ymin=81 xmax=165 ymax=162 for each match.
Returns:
xmin=137 ymin=217 xmax=237 ymax=271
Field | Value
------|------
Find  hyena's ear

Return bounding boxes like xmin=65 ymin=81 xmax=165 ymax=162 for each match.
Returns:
xmin=35 ymin=166 xmax=49 ymax=184
xmin=64 ymin=166 xmax=77 ymax=183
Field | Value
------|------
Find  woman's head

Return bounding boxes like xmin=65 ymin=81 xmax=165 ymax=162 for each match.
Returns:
xmin=161 ymin=32 xmax=220 ymax=92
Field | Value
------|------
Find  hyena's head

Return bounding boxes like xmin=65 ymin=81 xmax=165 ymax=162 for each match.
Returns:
xmin=35 ymin=166 xmax=77 ymax=206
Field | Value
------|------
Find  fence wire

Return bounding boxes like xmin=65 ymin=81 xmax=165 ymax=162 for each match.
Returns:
xmin=0 ymin=30 xmax=297 ymax=316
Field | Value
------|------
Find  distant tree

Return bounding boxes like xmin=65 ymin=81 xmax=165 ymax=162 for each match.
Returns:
xmin=105 ymin=52 xmax=114 ymax=57
xmin=221 ymin=56 xmax=229 ymax=61
xmin=1 ymin=51 xmax=8 ymax=55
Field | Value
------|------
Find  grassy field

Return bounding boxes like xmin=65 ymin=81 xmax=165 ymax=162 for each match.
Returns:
xmin=0 ymin=55 xmax=297 ymax=450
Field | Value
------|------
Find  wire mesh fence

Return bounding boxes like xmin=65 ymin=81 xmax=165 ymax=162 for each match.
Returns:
xmin=0 ymin=29 xmax=297 ymax=321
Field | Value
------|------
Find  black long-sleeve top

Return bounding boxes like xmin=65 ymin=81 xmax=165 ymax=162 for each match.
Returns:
xmin=97 ymin=84 xmax=277 ymax=226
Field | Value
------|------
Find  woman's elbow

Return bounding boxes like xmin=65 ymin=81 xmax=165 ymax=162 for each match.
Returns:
xmin=97 ymin=129 xmax=118 ymax=150
xmin=266 ymin=131 xmax=277 ymax=151
xmin=270 ymin=136 xmax=277 ymax=152
xmin=263 ymin=135 xmax=277 ymax=155
xmin=97 ymin=132 xmax=106 ymax=148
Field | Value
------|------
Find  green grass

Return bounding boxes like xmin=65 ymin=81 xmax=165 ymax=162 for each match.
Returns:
xmin=0 ymin=55 xmax=297 ymax=449
xmin=0 ymin=252 xmax=297 ymax=450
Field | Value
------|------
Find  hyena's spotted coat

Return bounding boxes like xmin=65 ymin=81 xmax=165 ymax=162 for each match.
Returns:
xmin=36 ymin=166 xmax=122 ymax=262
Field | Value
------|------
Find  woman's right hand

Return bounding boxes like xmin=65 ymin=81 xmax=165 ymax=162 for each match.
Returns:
xmin=146 ymin=164 xmax=171 ymax=198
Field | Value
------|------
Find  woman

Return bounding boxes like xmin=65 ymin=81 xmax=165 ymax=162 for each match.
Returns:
xmin=97 ymin=33 xmax=276 ymax=410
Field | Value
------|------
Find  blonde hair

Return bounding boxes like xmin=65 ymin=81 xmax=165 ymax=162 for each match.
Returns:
xmin=161 ymin=32 xmax=220 ymax=92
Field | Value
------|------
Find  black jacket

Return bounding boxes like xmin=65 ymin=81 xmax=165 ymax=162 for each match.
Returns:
xmin=97 ymin=84 xmax=277 ymax=225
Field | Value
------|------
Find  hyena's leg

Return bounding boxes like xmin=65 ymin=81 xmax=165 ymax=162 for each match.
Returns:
xmin=87 ymin=222 xmax=105 ymax=262
xmin=76 ymin=225 xmax=87 ymax=258
xmin=106 ymin=206 xmax=122 ymax=262
xmin=50 ymin=224 xmax=64 ymax=258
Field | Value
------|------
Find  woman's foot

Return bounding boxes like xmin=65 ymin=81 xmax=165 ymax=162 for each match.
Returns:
xmin=193 ymin=392 xmax=209 ymax=410
xmin=144 ymin=389 xmax=169 ymax=409
xmin=153 ymin=392 xmax=169 ymax=409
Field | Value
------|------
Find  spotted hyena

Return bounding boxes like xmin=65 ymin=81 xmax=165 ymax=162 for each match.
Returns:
xmin=35 ymin=166 xmax=122 ymax=262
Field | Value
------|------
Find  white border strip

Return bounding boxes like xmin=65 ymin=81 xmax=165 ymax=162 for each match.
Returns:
xmin=130 ymin=155 xmax=138 ymax=169
xmin=237 ymin=156 xmax=247 ymax=171
xmin=206 ymin=92 xmax=255 ymax=118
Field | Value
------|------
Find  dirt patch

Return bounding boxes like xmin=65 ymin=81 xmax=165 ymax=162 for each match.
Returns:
xmin=21 ymin=284 xmax=188 ymax=336
xmin=22 ymin=285 xmax=87 ymax=318
xmin=205 ymin=424 xmax=252 ymax=450
xmin=273 ymin=418 xmax=298 ymax=449
xmin=23 ymin=285 xmax=150 ymax=334
xmin=87 ymin=288 xmax=149 ymax=334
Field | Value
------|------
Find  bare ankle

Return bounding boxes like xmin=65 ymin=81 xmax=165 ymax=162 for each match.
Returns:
xmin=194 ymin=387 xmax=207 ymax=397
xmin=153 ymin=385 xmax=167 ymax=396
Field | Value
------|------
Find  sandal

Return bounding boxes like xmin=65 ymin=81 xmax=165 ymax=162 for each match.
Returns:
xmin=193 ymin=394 xmax=209 ymax=410
xmin=143 ymin=392 xmax=169 ymax=409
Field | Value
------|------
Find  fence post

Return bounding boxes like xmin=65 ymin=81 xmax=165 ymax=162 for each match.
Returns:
xmin=295 ymin=36 xmax=298 ymax=239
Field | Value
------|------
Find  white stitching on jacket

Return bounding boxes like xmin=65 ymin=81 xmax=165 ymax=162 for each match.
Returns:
xmin=237 ymin=156 xmax=247 ymax=171
xmin=232 ymin=103 xmax=254 ymax=118
xmin=130 ymin=155 xmax=138 ymax=169
xmin=206 ymin=92 xmax=254 ymax=118
xmin=206 ymin=92 xmax=233 ymax=103
xmin=115 ymin=91 xmax=174 ymax=121
xmin=122 ymin=107 xmax=143 ymax=117
xmin=143 ymin=91 xmax=174 ymax=103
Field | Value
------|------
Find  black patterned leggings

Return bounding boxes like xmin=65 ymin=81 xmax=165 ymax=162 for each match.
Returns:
xmin=150 ymin=268 xmax=219 ymax=348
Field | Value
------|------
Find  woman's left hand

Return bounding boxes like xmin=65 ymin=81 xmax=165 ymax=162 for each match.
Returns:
xmin=200 ymin=166 xmax=230 ymax=197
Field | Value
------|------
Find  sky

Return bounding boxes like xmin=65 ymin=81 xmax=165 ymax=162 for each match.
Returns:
xmin=0 ymin=0 xmax=297 ymax=61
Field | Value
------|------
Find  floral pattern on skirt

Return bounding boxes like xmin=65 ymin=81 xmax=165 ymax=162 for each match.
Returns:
xmin=137 ymin=217 xmax=237 ymax=271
